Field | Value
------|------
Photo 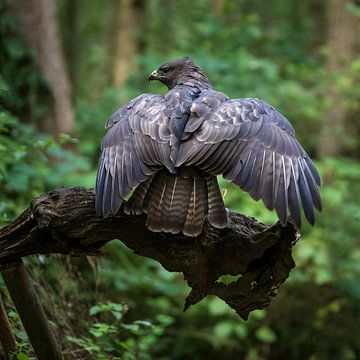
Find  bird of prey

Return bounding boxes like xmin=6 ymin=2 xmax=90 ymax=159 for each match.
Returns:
xmin=95 ymin=57 xmax=321 ymax=236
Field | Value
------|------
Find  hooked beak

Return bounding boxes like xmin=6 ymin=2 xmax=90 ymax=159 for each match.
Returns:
xmin=148 ymin=69 xmax=158 ymax=82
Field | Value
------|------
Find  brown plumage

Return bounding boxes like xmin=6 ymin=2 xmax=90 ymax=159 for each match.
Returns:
xmin=95 ymin=57 xmax=321 ymax=236
xmin=124 ymin=168 xmax=225 ymax=236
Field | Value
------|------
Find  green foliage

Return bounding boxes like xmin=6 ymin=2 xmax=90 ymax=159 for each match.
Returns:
xmin=292 ymin=159 xmax=360 ymax=296
xmin=66 ymin=300 xmax=175 ymax=359
xmin=0 ymin=110 xmax=91 ymax=225
xmin=70 ymin=0 xmax=328 ymax=159
xmin=268 ymin=283 xmax=360 ymax=360
xmin=0 ymin=8 xmax=91 ymax=225
xmin=0 ymin=298 xmax=35 ymax=359
xmin=0 ymin=10 xmax=50 ymax=123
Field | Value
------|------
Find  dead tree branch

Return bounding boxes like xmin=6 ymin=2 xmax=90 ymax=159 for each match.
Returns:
xmin=0 ymin=187 xmax=299 ymax=319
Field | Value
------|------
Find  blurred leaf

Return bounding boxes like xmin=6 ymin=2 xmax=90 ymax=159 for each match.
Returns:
xmin=89 ymin=305 xmax=101 ymax=316
xmin=214 ymin=321 xmax=233 ymax=338
xmin=216 ymin=274 xmax=242 ymax=285
xmin=249 ymin=309 xmax=266 ymax=320
xmin=255 ymin=326 xmax=277 ymax=343
xmin=89 ymin=323 xmax=117 ymax=338
xmin=156 ymin=314 xmax=174 ymax=326
xmin=234 ymin=323 xmax=248 ymax=339
xmin=17 ymin=352 xmax=30 ymax=360
xmin=208 ymin=298 xmax=230 ymax=316
xmin=121 ymin=323 xmax=140 ymax=334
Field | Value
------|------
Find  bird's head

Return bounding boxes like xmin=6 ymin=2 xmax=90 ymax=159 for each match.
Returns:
xmin=148 ymin=57 xmax=210 ymax=89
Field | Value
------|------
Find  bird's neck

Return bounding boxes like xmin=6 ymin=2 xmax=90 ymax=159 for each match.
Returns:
xmin=173 ymin=69 xmax=212 ymax=90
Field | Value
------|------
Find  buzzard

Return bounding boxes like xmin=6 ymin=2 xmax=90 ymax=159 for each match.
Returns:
xmin=95 ymin=57 xmax=321 ymax=236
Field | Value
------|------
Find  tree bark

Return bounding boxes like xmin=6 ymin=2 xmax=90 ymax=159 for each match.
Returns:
xmin=9 ymin=0 xmax=74 ymax=135
xmin=212 ymin=0 xmax=224 ymax=16
xmin=63 ymin=0 xmax=79 ymax=84
xmin=113 ymin=0 xmax=145 ymax=86
xmin=318 ymin=0 xmax=359 ymax=157
xmin=0 ymin=187 xmax=298 ymax=320
xmin=308 ymin=0 xmax=327 ymax=53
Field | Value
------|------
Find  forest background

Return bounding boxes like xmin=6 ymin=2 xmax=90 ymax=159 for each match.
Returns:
xmin=1 ymin=0 xmax=360 ymax=359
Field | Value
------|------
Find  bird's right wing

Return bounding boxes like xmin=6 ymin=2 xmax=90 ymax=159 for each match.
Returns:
xmin=95 ymin=94 xmax=173 ymax=216
xmin=176 ymin=97 xmax=321 ymax=228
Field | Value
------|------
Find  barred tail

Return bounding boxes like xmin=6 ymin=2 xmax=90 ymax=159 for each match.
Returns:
xmin=125 ymin=169 xmax=227 ymax=236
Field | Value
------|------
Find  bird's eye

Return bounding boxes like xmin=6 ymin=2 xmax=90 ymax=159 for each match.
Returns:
xmin=162 ymin=66 xmax=170 ymax=73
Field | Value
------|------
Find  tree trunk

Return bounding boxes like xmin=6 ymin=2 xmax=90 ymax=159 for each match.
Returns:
xmin=212 ymin=0 xmax=224 ymax=15
xmin=318 ymin=0 xmax=359 ymax=157
xmin=63 ymin=0 xmax=79 ymax=85
xmin=308 ymin=0 xmax=327 ymax=54
xmin=113 ymin=0 xmax=145 ymax=86
xmin=9 ymin=0 xmax=74 ymax=136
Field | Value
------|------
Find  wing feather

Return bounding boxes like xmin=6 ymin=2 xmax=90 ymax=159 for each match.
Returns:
xmin=255 ymin=149 xmax=272 ymax=204
xmin=95 ymin=94 xmax=172 ymax=216
xmin=176 ymin=96 xmax=321 ymax=228
xmin=298 ymin=159 xmax=315 ymax=224
xmin=274 ymin=156 xmax=288 ymax=225
xmin=288 ymin=158 xmax=301 ymax=227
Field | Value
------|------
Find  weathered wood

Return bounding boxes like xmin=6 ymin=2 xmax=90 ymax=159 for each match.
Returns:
xmin=0 ymin=187 xmax=299 ymax=319
xmin=0 ymin=261 xmax=63 ymax=360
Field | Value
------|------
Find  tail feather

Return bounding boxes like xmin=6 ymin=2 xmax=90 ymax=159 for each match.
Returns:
xmin=146 ymin=172 xmax=167 ymax=232
xmin=126 ymin=168 xmax=227 ymax=236
xmin=161 ymin=173 xmax=193 ymax=233
xmin=124 ymin=174 xmax=155 ymax=215
xmin=206 ymin=176 xmax=227 ymax=228
xmin=183 ymin=176 xmax=208 ymax=236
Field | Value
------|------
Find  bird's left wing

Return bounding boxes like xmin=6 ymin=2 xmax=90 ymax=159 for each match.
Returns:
xmin=176 ymin=97 xmax=321 ymax=228
xmin=95 ymin=94 xmax=173 ymax=216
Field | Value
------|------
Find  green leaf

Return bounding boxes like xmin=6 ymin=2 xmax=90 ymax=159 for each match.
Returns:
xmin=58 ymin=133 xmax=79 ymax=145
xmin=89 ymin=305 xmax=101 ymax=316
xmin=208 ymin=298 xmax=229 ymax=316
xmin=16 ymin=330 xmax=28 ymax=341
xmin=8 ymin=310 xmax=18 ymax=319
xmin=216 ymin=274 xmax=242 ymax=285
xmin=133 ymin=320 xmax=153 ymax=329
xmin=214 ymin=321 xmax=233 ymax=338
xmin=121 ymin=324 xmax=139 ymax=331
xmin=255 ymin=326 xmax=277 ymax=344
xmin=111 ymin=310 xmax=122 ymax=320
xmin=17 ymin=352 xmax=30 ymax=360
xmin=156 ymin=314 xmax=174 ymax=326
xmin=89 ymin=323 xmax=117 ymax=338
xmin=121 ymin=323 xmax=140 ymax=333
xmin=249 ymin=309 xmax=266 ymax=320
xmin=234 ymin=323 xmax=248 ymax=339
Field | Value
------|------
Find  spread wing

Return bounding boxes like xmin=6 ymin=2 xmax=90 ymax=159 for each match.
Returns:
xmin=176 ymin=97 xmax=322 ymax=228
xmin=95 ymin=94 xmax=173 ymax=216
